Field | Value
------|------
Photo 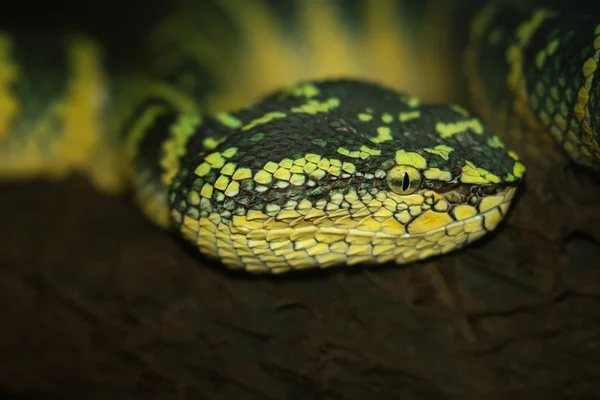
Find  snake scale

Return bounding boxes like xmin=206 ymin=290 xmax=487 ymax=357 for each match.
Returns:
xmin=0 ymin=0 xmax=598 ymax=274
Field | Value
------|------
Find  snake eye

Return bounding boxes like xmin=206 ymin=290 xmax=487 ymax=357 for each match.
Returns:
xmin=387 ymin=165 xmax=422 ymax=195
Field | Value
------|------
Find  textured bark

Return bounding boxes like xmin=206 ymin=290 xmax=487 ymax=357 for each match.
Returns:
xmin=1 ymin=156 xmax=600 ymax=400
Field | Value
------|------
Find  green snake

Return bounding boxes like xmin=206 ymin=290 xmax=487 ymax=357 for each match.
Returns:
xmin=0 ymin=0 xmax=597 ymax=274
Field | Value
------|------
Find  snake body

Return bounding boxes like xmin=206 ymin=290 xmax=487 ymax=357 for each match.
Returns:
xmin=466 ymin=1 xmax=600 ymax=170
xmin=0 ymin=0 xmax=597 ymax=274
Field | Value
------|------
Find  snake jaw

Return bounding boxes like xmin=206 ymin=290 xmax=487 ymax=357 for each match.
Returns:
xmin=406 ymin=185 xmax=518 ymax=262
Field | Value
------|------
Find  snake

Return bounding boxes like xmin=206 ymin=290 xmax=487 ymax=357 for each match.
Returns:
xmin=0 ymin=0 xmax=597 ymax=274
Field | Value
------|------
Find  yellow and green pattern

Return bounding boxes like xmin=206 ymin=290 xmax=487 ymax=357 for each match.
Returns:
xmin=465 ymin=0 xmax=600 ymax=170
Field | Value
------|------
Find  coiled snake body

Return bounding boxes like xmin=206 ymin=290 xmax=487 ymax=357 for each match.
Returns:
xmin=0 ymin=0 xmax=597 ymax=273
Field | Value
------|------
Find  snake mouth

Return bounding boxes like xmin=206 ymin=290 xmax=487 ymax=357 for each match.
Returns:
xmin=182 ymin=183 xmax=518 ymax=274
xmin=393 ymin=185 xmax=517 ymax=262
xmin=289 ymin=184 xmax=518 ymax=269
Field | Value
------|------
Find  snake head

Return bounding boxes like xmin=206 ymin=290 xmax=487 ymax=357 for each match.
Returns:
xmin=169 ymin=79 xmax=524 ymax=273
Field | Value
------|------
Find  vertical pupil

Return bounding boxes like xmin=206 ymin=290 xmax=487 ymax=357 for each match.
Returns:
xmin=402 ymin=172 xmax=410 ymax=191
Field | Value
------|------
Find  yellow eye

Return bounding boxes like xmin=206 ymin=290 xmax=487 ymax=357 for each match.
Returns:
xmin=387 ymin=165 xmax=422 ymax=195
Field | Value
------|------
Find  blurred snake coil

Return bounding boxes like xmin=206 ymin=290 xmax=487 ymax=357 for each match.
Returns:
xmin=0 ymin=0 xmax=598 ymax=274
